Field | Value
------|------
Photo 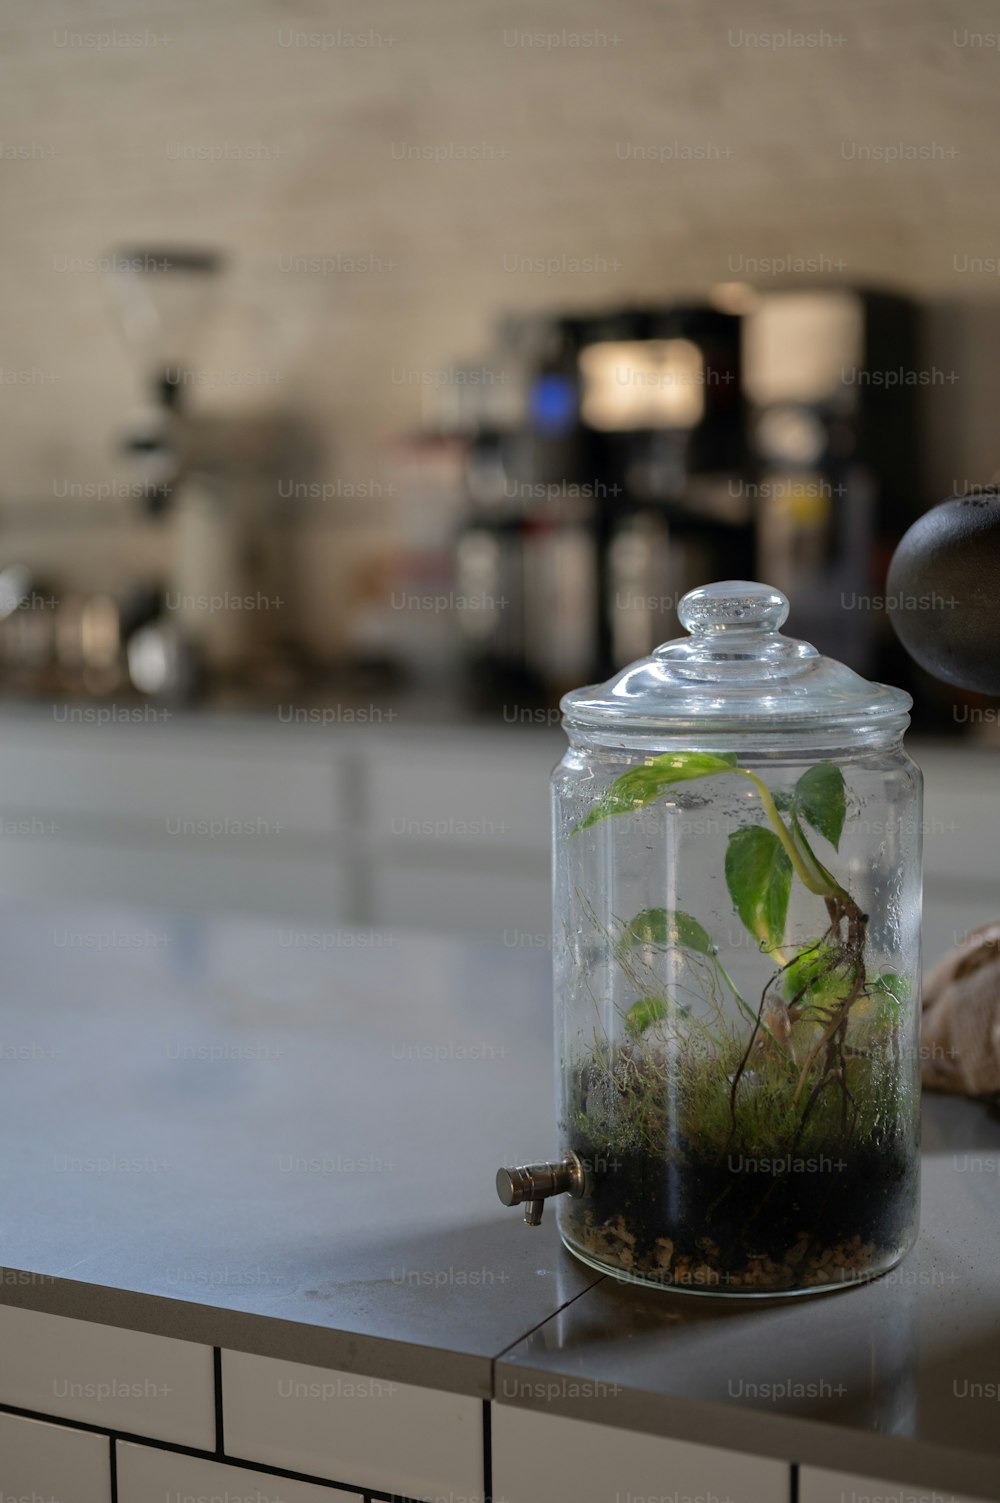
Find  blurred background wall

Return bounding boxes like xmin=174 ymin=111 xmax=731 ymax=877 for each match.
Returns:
xmin=0 ymin=0 xmax=999 ymax=954
xmin=1 ymin=0 xmax=999 ymax=658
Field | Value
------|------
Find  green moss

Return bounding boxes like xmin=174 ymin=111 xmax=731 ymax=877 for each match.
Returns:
xmin=572 ymin=1011 xmax=911 ymax=1165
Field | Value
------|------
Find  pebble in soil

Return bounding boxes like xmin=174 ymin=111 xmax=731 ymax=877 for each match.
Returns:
xmin=566 ymin=1134 xmax=916 ymax=1291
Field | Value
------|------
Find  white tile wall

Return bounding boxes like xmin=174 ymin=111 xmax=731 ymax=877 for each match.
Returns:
xmin=117 ymin=1439 xmax=360 ymax=1503
xmin=0 ymin=725 xmax=347 ymax=833
xmin=914 ymin=747 xmax=1000 ymax=965
xmin=492 ymin=1404 xmax=788 ymax=1503
xmin=0 ymin=1410 xmax=110 ymax=1503
xmin=799 ymin=1466 xmax=992 ymax=1503
xmin=919 ymin=751 xmax=1000 ymax=887
xmin=921 ymin=891 xmax=1000 ymax=972
xmin=0 ymin=828 xmax=352 ymax=923
xmin=371 ymin=860 xmax=550 ymax=934
xmin=222 ymin=1351 xmax=484 ymax=1502
xmin=0 ymin=715 xmax=987 ymax=941
xmin=0 ymin=1304 xmax=216 ymax=1448
xmin=367 ymin=744 xmax=552 ymax=854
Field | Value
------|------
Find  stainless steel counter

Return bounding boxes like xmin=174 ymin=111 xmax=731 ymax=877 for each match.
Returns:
xmin=0 ymin=899 xmax=594 ymax=1396
xmin=498 ymin=1089 xmax=1000 ymax=1498
xmin=0 ymin=899 xmax=998 ymax=1497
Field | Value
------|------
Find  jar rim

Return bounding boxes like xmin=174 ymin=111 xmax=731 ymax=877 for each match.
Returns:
xmin=560 ymin=716 xmax=912 ymax=757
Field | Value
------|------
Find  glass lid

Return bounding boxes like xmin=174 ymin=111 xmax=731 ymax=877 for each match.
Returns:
xmin=561 ymin=580 xmax=911 ymax=734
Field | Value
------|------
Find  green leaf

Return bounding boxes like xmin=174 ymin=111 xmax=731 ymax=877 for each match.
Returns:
xmin=793 ymin=763 xmax=846 ymax=851
xmin=781 ymin=942 xmax=831 ymax=1003
xmin=572 ymin=752 xmax=737 ymax=834
xmin=782 ymin=941 xmax=860 ymax=1017
xmin=725 ymin=827 xmax=792 ymax=952
xmin=789 ymin=810 xmax=841 ymax=896
xmin=624 ymin=995 xmax=669 ymax=1038
xmin=621 ymin=907 xmax=717 ymax=956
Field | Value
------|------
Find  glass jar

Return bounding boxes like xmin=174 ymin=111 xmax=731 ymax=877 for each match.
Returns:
xmin=497 ymin=581 xmax=922 ymax=1297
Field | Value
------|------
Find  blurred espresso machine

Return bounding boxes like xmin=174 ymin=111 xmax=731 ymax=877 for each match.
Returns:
xmin=742 ymin=288 xmax=920 ymax=670
xmin=448 ymin=286 xmax=922 ymax=697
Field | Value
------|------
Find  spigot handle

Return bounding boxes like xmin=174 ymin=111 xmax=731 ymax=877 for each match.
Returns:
xmin=495 ymin=1153 xmax=586 ymax=1226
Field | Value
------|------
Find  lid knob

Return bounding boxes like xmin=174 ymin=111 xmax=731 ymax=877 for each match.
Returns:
xmin=678 ymin=580 xmax=789 ymax=636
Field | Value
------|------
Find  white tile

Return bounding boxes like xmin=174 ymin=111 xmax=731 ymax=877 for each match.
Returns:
xmin=117 ymin=1439 xmax=359 ymax=1503
xmin=221 ymin=1351 xmax=483 ymax=1502
xmin=368 ymin=745 xmax=550 ymax=854
xmin=0 ymin=1410 xmax=110 ymax=1503
xmin=372 ymin=861 xmax=549 ymax=936
xmin=0 ymin=728 xmax=346 ymax=834
xmin=800 ymin=1467 xmax=992 ymax=1503
xmin=921 ymin=890 xmax=1000 ymax=970
xmin=0 ymin=831 xmax=352 ymax=923
xmin=492 ymin=1404 xmax=788 ymax=1503
xmin=0 ymin=1304 xmax=215 ymax=1448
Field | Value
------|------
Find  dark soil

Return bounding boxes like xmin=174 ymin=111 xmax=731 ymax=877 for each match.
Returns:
xmin=567 ymin=1127 xmax=917 ymax=1286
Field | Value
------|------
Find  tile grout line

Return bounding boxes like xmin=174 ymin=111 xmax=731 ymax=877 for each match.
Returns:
xmin=213 ymin=1347 xmax=224 ymax=1455
xmin=0 ymin=1397 xmax=418 ymax=1500
xmin=109 ymin=1432 xmax=118 ymax=1503
xmin=482 ymin=1399 xmax=492 ymax=1503
xmin=485 ymin=1265 xmax=607 ymax=1499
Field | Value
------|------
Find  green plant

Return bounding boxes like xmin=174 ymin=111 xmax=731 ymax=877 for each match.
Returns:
xmin=573 ymin=752 xmax=874 ymax=1140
